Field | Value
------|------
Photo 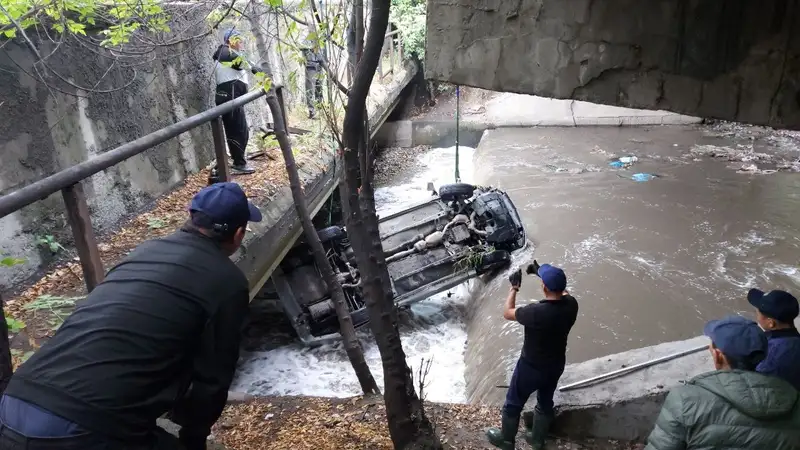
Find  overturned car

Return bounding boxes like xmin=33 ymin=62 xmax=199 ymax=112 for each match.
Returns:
xmin=271 ymin=183 xmax=527 ymax=345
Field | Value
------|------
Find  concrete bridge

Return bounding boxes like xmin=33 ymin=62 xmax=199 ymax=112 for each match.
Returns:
xmin=424 ymin=0 xmax=800 ymax=130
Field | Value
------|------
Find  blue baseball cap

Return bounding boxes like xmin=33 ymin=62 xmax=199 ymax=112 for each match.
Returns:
xmin=190 ymin=182 xmax=262 ymax=232
xmin=703 ymin=315 xmax=767 ymax=363
xmin=538 ymin=263 xmax=567 ymax=292
xmin=748 ymin=289 xmax=799 ymax=324
xmin=223 ymin=28 xmax=241 ymax=42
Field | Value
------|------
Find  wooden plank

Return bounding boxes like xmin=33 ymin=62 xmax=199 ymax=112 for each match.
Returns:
xmin=61 ymin=183 xmax=104 ymax=292
xmin=211 ymin=118 xmax=230 ymax=182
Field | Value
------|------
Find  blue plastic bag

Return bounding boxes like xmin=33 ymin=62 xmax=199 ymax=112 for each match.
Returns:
xmin=631 ymin=173 xmax=655 ymax=182
xmin=609 ymin=161 xmax=625 ymax=168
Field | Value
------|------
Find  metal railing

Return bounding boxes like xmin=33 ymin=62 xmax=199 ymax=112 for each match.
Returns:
xmin=378 ymin=29 xmax=403 ymax=80
xmin=0 ymin=87 xmax=289 ymax=293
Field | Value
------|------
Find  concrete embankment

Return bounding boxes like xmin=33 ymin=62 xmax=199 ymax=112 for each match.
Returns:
xmin=376 ymin=93 xmax=702 ymax=148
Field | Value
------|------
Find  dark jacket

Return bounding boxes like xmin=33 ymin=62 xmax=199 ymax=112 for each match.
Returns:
xmin=645 ymin=370 xmax=800 ymax=450
xmin=757 ymin=327 xmax=800 ymax=391
xmin=5 ymin=229 xmax=250 ymax=444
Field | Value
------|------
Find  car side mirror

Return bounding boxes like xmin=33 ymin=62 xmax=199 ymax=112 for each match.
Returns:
xmin=427 ymin=182 xmax=437 ymax=196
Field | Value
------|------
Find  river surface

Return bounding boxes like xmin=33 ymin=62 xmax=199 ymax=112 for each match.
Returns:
xmin=233 ymin=122 xmax=800 ymax=404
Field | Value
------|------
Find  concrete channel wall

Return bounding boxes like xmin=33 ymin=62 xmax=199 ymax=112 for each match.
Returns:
xmin=376 ymin=93 xmax=702 ymax=148
xmin=551 ymin=335 xmax=713 ymax=442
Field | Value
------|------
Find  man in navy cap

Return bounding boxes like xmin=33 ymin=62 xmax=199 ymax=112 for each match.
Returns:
xmin=486 ymin=260 xmax=579 ymax=450
xmin=0 ymin=182 xmax=261 ymax=450
xmin=645 ymin=315 xmax=800 ymax=449
xmin=748 ymin=288 xmax=800 ymax=390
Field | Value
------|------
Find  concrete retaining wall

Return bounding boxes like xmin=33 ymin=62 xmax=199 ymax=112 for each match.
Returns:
xmin=376 ymin=94 xmax=701 ymax=148
xmin=551 ymin=336 xmax=713 ymax=441
xmin=0 ymin=0 xmax=386 ymax=287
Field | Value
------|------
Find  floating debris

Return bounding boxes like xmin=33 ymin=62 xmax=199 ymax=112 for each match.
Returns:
xmin=631 ymin=173 xmax=656 ymax=182
xmin=609 ymin=155 xmax=638 ymax=169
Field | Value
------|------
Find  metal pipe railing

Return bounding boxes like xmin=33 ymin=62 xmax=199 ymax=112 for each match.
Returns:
xmin=0 ymin=88 xmax=266 ymax=219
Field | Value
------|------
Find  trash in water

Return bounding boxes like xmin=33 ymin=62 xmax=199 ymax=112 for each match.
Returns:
xmin=631 ymin=173 xmax=656 ymax=182
xmin=609 ymin=156 xmax=638 ymax=168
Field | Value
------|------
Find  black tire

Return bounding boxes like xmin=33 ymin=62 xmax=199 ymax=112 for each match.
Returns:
xmin=476 ymin=250 xmax=511 ymax=274
xmin=439 ymin=183 xmax=475 ymax=202
xmin=317 ymin=226 xmax=346 ymax=243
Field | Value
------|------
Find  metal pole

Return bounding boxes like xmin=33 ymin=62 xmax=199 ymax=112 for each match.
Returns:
xmin=0 ymin=89 xmax=266 ymax=219
xmin=558 ymin=344 xmax=708 ymax=392
xmin=454 ymin=85 xmax=460 ymax=183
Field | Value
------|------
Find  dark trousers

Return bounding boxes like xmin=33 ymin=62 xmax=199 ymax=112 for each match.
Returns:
xmin=305 ymin=69 xmax=323 ymax=111
xmin=0 ymin=423 xmax=182 ymax=450
xmin=215 ymin=80 xmax=249 ymax=167
xmin=503 ymin=357 xmax=564 ymax=418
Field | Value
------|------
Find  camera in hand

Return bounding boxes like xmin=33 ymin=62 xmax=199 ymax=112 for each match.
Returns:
xmin=526 ymin=260 xmax=541 ymax=276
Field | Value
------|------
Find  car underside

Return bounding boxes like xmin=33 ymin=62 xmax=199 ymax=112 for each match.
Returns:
xmin=271 ymin=183 xmax=527 ymax=345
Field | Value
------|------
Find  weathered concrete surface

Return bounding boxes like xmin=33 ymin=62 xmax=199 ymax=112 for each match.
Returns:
xmin=425 ymin=0 xmax=800 ymax=130
xmin=550 ymin=336 xmax=713 ymax=442
xmin=0 ymin=3 xmax=287 ymax=286
xmin=377 ymin=93 xmax=700 ymax=147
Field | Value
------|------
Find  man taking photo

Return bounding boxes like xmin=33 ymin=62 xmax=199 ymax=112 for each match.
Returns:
xmin=486 ymin=260 xmax=579 ymax=450
xmin=748 ymin=288 xmax=800 ymax=390
xmin=645 ymin=315 xmax=800 ymax=449
xmin=0 ymin=182 xmax=260 ymax=450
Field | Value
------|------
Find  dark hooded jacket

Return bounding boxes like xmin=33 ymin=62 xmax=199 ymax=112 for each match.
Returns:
xmin=645 ymin=370 xmax=800 ymax=450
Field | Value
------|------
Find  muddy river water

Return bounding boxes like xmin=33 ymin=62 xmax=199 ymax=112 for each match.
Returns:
xmin=233 ymin=122 xmax=800 ymax=405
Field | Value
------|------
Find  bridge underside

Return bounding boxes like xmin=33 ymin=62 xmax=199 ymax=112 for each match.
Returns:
xmin=424 ymin=0 xmax=800 ymax=130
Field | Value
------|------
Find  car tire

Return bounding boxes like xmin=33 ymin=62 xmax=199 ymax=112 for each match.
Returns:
xmin=476 ymin=250 xmax=511 ymax=274
xmin=439 ymin=183 xmax=475 ymax=202
xmin=317 ymin=226 xmax=346 ymax=243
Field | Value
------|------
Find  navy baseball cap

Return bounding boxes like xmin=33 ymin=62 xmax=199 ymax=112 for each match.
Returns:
xmin=538 ymin=263 xmax=567 ymax=292
xmin=190 ymin=182 xmax=262 ymax=232
xmin=703 ymin=315 xmax=767 ymax=362
xmin=748 ymin=289 xmax=799 ymax=324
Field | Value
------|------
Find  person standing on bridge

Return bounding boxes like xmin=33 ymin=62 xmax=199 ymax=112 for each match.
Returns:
xmin=486 ymin=260 xmax=579 ymax=450
xmin=213 ymin=29 xmax=263 ymax=175
xmin=645 ymin=315 xmax=800 ymax=450
xmin=0 ymin=182 xmax=260 ymax=450
xmin=748 ymin=288 xmax=800 ymax=390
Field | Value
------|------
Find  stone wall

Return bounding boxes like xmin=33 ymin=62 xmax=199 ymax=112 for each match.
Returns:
xmin=424 ymin=0 xmax=800 ymax=130
xmin=0 ymin=2 xmax=320 ymax=286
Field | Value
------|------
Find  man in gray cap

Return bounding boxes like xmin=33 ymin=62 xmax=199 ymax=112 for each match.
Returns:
xmin=645 ymin=315 xmax=800 ymax=450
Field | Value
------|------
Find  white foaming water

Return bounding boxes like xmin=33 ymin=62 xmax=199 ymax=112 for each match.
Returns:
xmin=232 ymin=145 xmax=477 ymax=403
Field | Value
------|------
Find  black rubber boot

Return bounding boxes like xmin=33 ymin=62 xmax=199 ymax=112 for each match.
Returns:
xmin=485 ymin=411 xmax=519 ymax=449
xmin=524 ymin=409 xmax=554 ymax=450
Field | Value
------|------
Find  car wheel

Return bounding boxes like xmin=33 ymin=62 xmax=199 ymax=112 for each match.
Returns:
xmin=476 ymin=250 xmax=511 ymax=274
xmin=317 ymin=226 xmax=346 ymax=243
xmin=439 ymin=183 xmax=475 ymax=202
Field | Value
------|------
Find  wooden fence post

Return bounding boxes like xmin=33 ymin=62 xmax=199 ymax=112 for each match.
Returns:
xmin=211 ymin=118 xmax=230 ymax=182
xmin=61 ymin=183 xmax=104 ymax=292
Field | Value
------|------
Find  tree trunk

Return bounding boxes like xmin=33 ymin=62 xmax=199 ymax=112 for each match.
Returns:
xmin=265 ymin=95 xmax=380 ymax=396
xmin=340 ymin=0 xmax=441 ymax=447
xmin=0 ymin=294 xmax=14 ymax=394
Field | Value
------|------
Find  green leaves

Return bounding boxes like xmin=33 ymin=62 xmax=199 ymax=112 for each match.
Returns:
xmin=390 ymin=0 xmax=427 ymax=59
xmin=264 ymin=0 xmax=283 ymax=8
xmin=1 ymin=256 xmax=25 ymax=267
xmin=1 ymin=0 xmax=170 ymax=48
xmin=35 ymin=235 xmax=65 ymax=254
xmin=5 ymin=316 xmax=25 ymax=333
